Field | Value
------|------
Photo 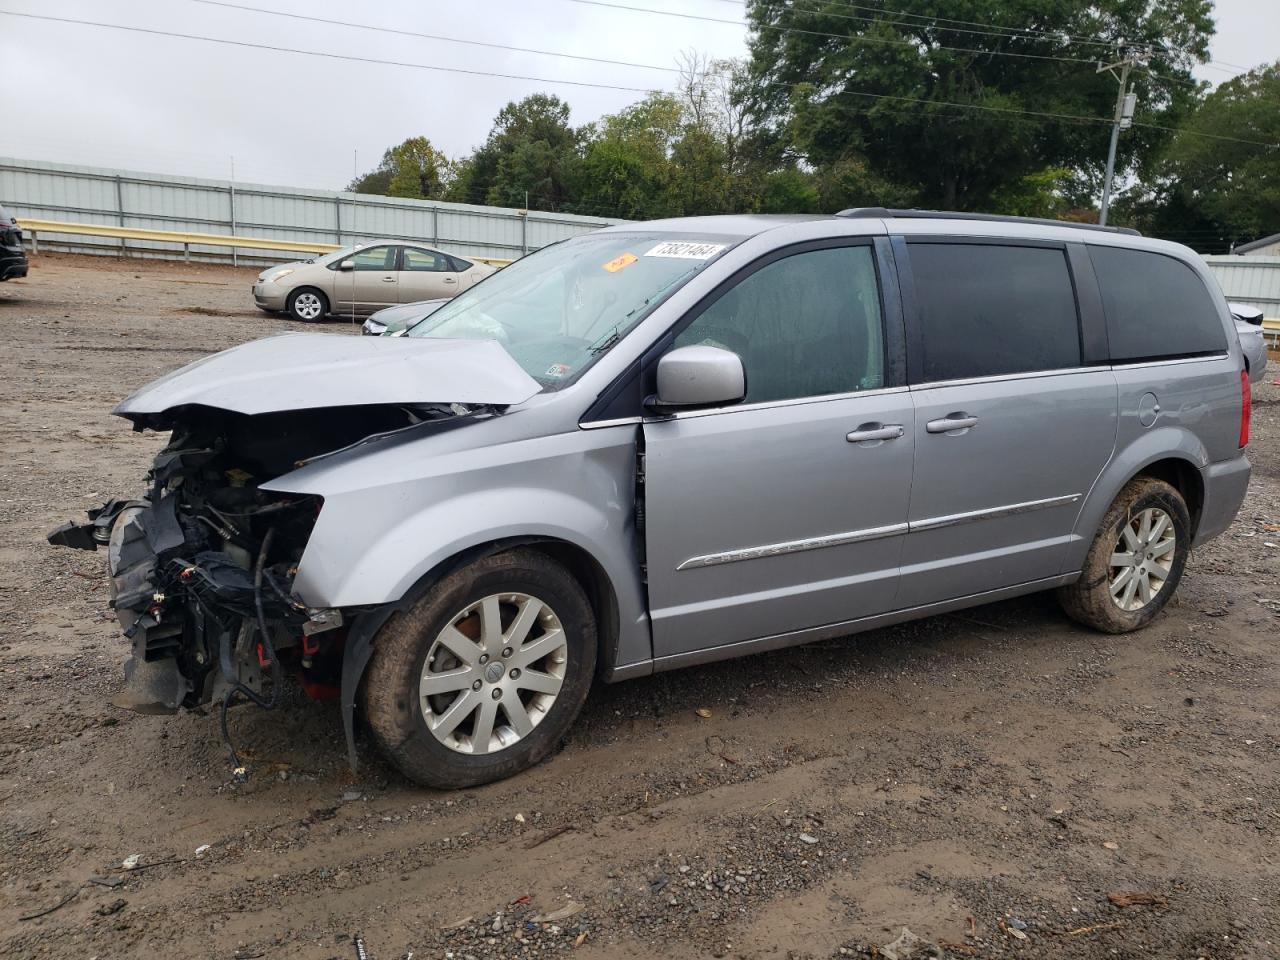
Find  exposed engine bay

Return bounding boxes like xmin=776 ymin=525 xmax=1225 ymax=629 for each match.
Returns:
xmin=48 ymin=401 xmax=481 ymax=773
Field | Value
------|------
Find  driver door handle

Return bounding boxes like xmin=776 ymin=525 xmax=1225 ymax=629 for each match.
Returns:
xmin=444 ymin=277 xmax=458 ymax=284
xmin=381 ymin=276 xmax=397 ymax=283
xmin=846 ymin=424 xmax=904 ymax=443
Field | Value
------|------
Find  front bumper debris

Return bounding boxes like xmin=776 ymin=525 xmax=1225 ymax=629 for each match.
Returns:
xmin=46 ymin=499 xmax=133 ymax=551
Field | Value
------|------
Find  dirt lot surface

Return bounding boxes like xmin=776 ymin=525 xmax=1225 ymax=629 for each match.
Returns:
xmin=1 ymin=253 xmax=1278 ymax=960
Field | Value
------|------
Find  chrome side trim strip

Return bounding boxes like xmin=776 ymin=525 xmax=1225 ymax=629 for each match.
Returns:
xmin=1110 ymin=353 xmax=1229 ymax=371
xmin=675 ymin=494 xmax=1081 ymax=571
xmin=667 ymin=385 xmax=909 ymax=421
xmin=910 ymin=493 xmax=1081 ymax=532
xmin=910 ymin=366 xmax=1101 ymax=391
xmin=676 ymin=522 xmax=908 ymax=570
xmin=578 ymin=416 xmax=643 ymax=430
xmin=580 ymin=385 xmax=911 ymax=429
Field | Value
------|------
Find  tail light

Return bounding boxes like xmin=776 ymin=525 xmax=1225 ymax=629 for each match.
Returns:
xmin=1239 ymin=369 xmax=1251 ymax=448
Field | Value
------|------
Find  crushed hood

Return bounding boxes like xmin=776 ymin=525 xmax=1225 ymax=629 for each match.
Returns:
xmin=114 ymin=333 xmax=542 ymax=418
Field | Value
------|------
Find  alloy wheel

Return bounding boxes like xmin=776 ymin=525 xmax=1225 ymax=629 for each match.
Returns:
xmin=1108 ymin=507 xmax=1176 ymax=612
xmin=419 ymin=593 xmax=568 ymax=755
xmin=293 ymin=292 xmax=323 ymax=320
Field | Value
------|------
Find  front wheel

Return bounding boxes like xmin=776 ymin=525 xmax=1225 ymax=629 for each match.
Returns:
xmin=286 ymin=287 xmax=328 ymax=322
xmin=361 ymin=549 xmax=597 ymax=789
xmin=1057 ymin=477 xmax=1190 ymax=633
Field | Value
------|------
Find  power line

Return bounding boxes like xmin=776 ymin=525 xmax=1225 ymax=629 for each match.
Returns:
xmin=5 ymin=9 xmax=1275 ymax=151
xmin=568 ymin=0 xmax=1102 ymax=64
xmin=0 ymin=9 xmax=660 ymax=94
xmin=189 ymin=0 xmax=680 ymax=75
xmin=737 ymin=0 xmax=1133 ymax=52
xmin=721 ymin=0 xmax=1251 ymax=75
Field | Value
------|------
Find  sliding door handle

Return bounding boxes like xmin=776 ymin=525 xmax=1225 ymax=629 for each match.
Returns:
xmin=926 ymin=414 xmax=978 ymax=434
xmin=846 ymin=424 xmax=904 ymax=443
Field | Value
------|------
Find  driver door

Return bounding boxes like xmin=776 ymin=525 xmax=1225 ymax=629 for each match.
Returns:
xmin=333 ymin=245 xmax=399 ymax=314
xmin=642 ymin=242 xmax=914 ymax=660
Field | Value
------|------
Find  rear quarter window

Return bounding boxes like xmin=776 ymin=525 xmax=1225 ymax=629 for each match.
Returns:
xmin=1089 ymin=246 xmax=1227 ymax=362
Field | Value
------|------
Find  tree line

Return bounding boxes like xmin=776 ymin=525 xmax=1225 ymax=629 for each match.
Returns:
xmin=348 ymin=0 xmax=1279 ymax=253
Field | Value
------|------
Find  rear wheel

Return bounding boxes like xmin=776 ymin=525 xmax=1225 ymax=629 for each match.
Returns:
xmin=1057 ymin=477 xmax=1190 ymax=633
xmin=361 ymin=549 xmax=596 ymax=789
xmin=287 ymin=287 xmax=328 ymax=322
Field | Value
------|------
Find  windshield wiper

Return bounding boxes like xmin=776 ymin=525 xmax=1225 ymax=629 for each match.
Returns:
xmin=584 ymin=268 xmax=701 ymax=355
xmin=588 ymin=326 xmax=622 ymax=355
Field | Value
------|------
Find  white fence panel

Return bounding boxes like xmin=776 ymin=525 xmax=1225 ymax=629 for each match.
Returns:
xmin=1204 ymin=255 xmax=1280 ymax=320
xmin=0 ymin=156 xmax=621 ymax=267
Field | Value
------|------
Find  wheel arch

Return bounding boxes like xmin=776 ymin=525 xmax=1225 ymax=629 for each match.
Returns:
xmin=381 ymin=534 xmax=622 ymax=676
xmin=1132 ymin=457 xmax=1205 ymax=535
xmin=337 ymin=532 xmax=628 ymax=774
xmin=287 ymin=284 xmax=330 ymax=319
xmin=1065 ymin=427 xmax=1209 ymax=574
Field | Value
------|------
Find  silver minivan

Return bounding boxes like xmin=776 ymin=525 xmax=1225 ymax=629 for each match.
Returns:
xmin=50 ymin=211 xmax=1253 ymax=788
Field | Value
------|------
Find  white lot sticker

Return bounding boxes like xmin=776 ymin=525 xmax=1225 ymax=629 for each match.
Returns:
xmin=644 ymin=241 xmax=727 ymax=260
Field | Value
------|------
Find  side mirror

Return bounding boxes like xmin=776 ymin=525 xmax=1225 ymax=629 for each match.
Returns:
xmin=649 ymin=345 xmax=746 ymax=411
xmin=338 ymin=259 xmax=355 ymax=272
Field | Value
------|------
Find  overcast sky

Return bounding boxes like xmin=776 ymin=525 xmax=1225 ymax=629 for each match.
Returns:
xmin=2 ymin=0 xmax=1276 ymax=192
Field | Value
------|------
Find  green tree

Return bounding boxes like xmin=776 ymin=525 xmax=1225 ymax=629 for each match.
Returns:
xmin=1161 ymin=61 xmax=1280 ymax=241
xmin=743 ymin=0 xmax=1212 ymax=212
xmin=348 ymin=136 xmax=451 ymax=199
xmin=988 ymin=167 xmax=1075 ymax=219
xmin=757 ymin=166 xmax=821 ymax=213
xmin=453 ymin=94 xmax=582 ymax=210
xmin=574 ymin=94 xmax=683 ymax=219
xmin=668 ymin=127 xmax=734 ymax=215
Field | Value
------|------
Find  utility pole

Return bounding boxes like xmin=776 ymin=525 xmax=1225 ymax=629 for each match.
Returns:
xmin=1097 ymin=42 xmax=1148 ymax=226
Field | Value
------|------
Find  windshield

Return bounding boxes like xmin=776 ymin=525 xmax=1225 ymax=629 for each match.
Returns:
xmin=314 ymin=243 xmax=368 ymax=266
xmin=405 ymin=231 xmax=737 ymax=387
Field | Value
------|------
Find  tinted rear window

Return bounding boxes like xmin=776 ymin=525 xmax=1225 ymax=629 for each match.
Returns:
xmin=910 ymin=242 xmax=1081 ymax=382
xmin=1090 ymin=246 xmax=1227 ymax=361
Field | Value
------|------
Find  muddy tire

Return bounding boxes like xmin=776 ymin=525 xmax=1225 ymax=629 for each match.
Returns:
xmin=1057 ymin=477 xmax=1191 ymax=633
xmin=286 ymin=287 xmax=328 ymax=323
xmin=361 ymin=549 xmax=596 ymax=789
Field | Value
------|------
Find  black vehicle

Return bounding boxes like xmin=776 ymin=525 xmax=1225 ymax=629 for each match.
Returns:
xmin=1 ymin=204 xmax=29 ymax=281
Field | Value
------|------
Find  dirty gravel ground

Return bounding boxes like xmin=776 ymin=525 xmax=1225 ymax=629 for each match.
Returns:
xmin=1 ymin=253 xmax=1278 ymax=960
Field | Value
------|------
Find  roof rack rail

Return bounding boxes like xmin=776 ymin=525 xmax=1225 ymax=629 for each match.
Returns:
xmin=836 ymin=207 xmax=1142 ymax=237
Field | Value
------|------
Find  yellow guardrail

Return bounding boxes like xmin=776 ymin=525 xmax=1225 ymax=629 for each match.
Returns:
xmin=21 ymin=218 xmax=339 ymax=255
xmin=18 ymin=218 xmax=513 ymax=266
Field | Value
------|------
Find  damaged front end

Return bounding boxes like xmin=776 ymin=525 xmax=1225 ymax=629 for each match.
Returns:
xmin=47 ymin=333 xmax=543 ymax=773
xmin=49 ymin=409 xmax=385 ymax=715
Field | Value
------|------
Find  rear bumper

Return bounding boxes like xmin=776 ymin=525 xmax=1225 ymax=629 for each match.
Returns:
xmin=1194 ymin=455 xmax=1251 ymax=547
xmin=0 ymin=249 xmax=28 ymax=281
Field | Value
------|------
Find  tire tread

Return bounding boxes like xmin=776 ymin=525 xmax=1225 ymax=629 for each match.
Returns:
xmin=1057 ymin=476 xmax=1190 ymax=634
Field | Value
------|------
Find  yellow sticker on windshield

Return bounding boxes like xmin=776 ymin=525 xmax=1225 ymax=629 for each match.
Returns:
xmin=602 ymin=252 xmax=638 ymax=273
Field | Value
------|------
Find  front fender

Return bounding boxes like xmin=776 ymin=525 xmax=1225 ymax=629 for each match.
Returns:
xmin=267 ymin=421 xmax=653 ymax=674
xmin=1062 ymin=425 xmax=1209 ymax=573
xmin=305 ymin=487 xmax=633 ymax=609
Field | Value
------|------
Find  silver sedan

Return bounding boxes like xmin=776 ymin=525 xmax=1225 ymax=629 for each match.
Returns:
xmin=1231 ymin=302 xmax=1270 ymax=385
